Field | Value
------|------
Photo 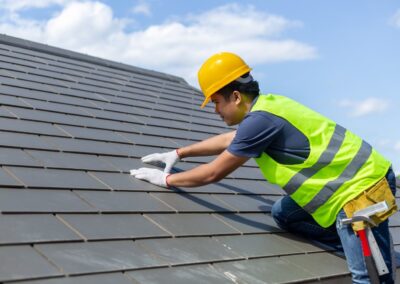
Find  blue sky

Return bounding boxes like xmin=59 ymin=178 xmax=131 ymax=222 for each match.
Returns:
xmin=0 ymin=0 xmax=399 ymax=174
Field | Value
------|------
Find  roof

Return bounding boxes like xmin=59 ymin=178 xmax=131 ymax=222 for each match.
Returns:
xmin=0 ymin=33 xmax=398 ymax=283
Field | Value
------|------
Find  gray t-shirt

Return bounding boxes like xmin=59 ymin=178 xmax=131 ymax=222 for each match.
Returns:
xmin=227 ymin=109 xmax=310 ymax=165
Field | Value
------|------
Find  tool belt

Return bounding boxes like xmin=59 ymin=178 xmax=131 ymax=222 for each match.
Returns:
xmin=343 ymin=177 xmax=397 ymax=232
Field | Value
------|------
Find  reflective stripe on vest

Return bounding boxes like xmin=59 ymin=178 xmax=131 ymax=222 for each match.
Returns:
xmin=284 ymin=124 xmax=346 ymax=195
xmin=302 ymin=140 xmax=372 ymax=213
xmin=252 ymin=94 xmax=391 ymax=227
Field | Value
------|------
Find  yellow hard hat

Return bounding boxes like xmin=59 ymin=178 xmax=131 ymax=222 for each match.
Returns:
xmin=198 ymin=52 xmax=251 ymax=108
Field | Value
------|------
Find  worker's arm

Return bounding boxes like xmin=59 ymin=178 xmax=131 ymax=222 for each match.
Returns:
xmin=140 ymin=130 xmax=236 ymax=173
xmin=178 ymin=130 xmax=236 ymax=158
xmin=130 ymin=150 xmax=249 ymax=188
xmin=168 ymin=149 xmax=248 ymax=187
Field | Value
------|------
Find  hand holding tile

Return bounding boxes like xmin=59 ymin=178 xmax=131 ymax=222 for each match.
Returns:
xmin=130 ymin=168 xmax=169 ymax=188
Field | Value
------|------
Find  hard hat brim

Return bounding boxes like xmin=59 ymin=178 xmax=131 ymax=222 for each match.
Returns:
xmin=200 ymin=96 xmax=211 ymax=109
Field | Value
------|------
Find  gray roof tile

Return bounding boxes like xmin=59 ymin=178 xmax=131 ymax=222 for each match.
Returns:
xmin=129 ymin=144 xmax=170 ymax=158
xmin=21 ymin=98 xmax=91 ymax=116
xmin=0 ymin=73 xmax=56 ymax=93
xmin=145 ymin=213 xmax=239 ymax=236
xmin=134 ymin=124 xmax=209 ymax=140
xmin=117 ymin=131 xmax=178 ymax=148
xmin=0 ymin=52 xmax=38 ymax=69
xmin=0 ymin=84 xmax=56 ymax=101
xmin=127 ymin=264 xmax=232 ymax=284
xmin=214 ymin=194 xmax=278 ymax=213
xmin=217 ymin=179 xmax=285 ymax=195
xmin=88 ymin=171 xmax=166 ymax=191
xmin=212 ymin=257 xmax=315 ymax=283
xmin=96 ymin=156 xmax=143 ymax=172
xmin=136 ymin=237 xmax=242 ymax=265
xmin=82 ymin=108 xmax=145 ymax=125
xmin=0 ymin=246 xmax=61 ymax=282
xmin=11 ymin=273 xmax=134 ymax=284
xmin=0 ymin=93 xmax=30 ymax=107
xmin=0 ymin=117 xmax=69 ymax=136
xmin=6 ymin=167 xmax=108 ymax=189
xmin=132 ymin=115 xmax=186 ymax=129
xmin=0 ymin=215 xmax=81 ymax=244
xmin=0 ymin=188 xmax=94 ymax=213
xmin=0 ymin=72 xmax=50 ymax=92
xmin=0 ymin=131 xmax=58 ymax=150
xmin=282 ymin=253 xmax=349 ymax=278
xmin=25 ymin=150 xmax=116 ymax=171
xmin=4 ymin=69 xmax=71 ymax=88
xmin=36 ymin=241 xmax=166 ymax=274
xmin=174 ymin=182 xmax=239 ymax=194
xmin=229 ymin=166 xmax=265 ymax=180
xmin=213 ymin=234 xmax=311 ymax=258
xmin=213 ymin=213 xmax=283 ymax=234
xmin=0 ymin=148 xmax=42 ymax=167
xmin=390 ymin=211 xmax=400 ymax=226
xmin=150 ymin=192 xmax=236 ymax=213
xmin=391 ymin=227 xmax=400 ymax=245
xmin=74 ymin=190 xmax=174 ymax=212
xmin=56 ymin=125 xmax=130 ymax=143
xmin=0 ymin=105 xmax=16 ymax=118
xmin=0 ymin=167 xmax=24 ymax=186
xmin=167 ymin=137 xmax=198 ymax=147
xmin=41 ymin=136 xmax=128 ymax=156
xmin=5 ymin=105 xmax=86 ymax=125
xmin=58 ymin=214 xmax=170 ymax=240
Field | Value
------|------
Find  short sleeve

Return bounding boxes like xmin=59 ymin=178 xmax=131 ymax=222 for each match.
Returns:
xmin=227 ymin=111 xmax=285 ymax=158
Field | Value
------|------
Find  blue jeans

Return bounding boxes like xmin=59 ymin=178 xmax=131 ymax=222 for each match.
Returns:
xmin=271 ymin=168 xmax=397 ymax=284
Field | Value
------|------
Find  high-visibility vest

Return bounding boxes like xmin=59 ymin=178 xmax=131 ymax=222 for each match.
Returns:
xmin=252 ymin=94 xmax=391 ymax=227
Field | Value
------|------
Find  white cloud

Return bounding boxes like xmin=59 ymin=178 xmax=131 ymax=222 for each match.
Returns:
xmin=389 ymin=9 xmax=400 ymax=28
xmin=338 ymin=97 xmax=389 ymax=117
xmin=45 ymin=2 xmax=126 ymax=47
xmin=0 ymin=1 xmax=317 ymax=86
xmin=0 ymin=0 xmax=71 ymax=12
xmin=131 ymin=1 xmax=151 ymax=16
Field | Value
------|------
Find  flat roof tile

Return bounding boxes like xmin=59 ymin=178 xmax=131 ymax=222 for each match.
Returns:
xmin=36 ymin=241 xmax=166 ymax=274
xmin=0 ymin=215 xmax=81 ymax=244
xmin=0 ymin=188 xmax=94 ymax=213
xmin=0 ymin=246 xmax=61 ymax=282
xmin=74 ymin=190 xmax=174 ymax=212
xmin=59 ymin=214 xmax=170 ymax=240
xmin=145 ymin=213 xmax=239 ymax=236
xmin=6 ymin=167 xmax=108 ymax=189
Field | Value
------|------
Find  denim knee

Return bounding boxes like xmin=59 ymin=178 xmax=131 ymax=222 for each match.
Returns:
xmin=271 ymin=196 xmax=305 ymax=228
xmin=271 ymin=197 xmax=284 ymax=224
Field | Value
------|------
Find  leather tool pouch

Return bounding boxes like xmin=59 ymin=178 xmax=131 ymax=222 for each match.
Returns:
xmin=343 ymin=177 xmax=397 ymax=232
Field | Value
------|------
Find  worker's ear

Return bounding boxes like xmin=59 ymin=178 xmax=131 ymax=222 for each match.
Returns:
xmin=232 ymin=91 xmax=242 ymax=105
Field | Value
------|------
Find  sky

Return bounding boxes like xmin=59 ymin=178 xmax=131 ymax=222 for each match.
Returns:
xmin=0 ymin=0 xmax=399 ymax=174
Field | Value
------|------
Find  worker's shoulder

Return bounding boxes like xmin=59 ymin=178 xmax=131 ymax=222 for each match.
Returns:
xmin=245 ymin=108 xmax=288 ymax=126
xmin=239 ymin=111 xmax=286 ymax=137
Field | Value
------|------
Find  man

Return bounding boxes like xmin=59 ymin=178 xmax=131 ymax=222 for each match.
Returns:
xmin=131 ymin=52 xmax=397 ymax=283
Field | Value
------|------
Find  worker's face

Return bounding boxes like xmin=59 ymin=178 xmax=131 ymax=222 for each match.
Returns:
xmin=211 ymin=92 xmax=246 ymax=126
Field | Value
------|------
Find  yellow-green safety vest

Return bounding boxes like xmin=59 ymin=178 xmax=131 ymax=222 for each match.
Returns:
xmin=252 ymin=94 xmax=391 ymax=227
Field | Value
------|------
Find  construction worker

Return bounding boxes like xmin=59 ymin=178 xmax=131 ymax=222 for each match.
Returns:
xmin=130 ymin=52 xmax=397 ymax=283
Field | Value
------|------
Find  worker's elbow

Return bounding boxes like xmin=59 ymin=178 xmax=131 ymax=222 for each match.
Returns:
xmin=205 ymin=170 xmax=225 ymax=184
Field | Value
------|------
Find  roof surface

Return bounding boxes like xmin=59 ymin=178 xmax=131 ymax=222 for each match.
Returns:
xmin=0 ymin=34 xmax=399 ymax=284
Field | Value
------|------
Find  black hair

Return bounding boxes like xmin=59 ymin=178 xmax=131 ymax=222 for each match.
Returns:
xmin=217 ymin=73 xmax=260 ymax=102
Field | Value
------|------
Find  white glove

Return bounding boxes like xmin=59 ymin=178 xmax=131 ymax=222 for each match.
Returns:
xmin=141 ymin=150 xmax=180 ymax=173
xmin=130 ymin=168 xmax=169 ymax=188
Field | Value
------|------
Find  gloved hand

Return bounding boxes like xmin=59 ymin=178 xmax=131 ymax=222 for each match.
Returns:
xmin=141 ymin=150 xmax=180 ymax=173
xmin=130 ymin=168 xmax=169 ymax=188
